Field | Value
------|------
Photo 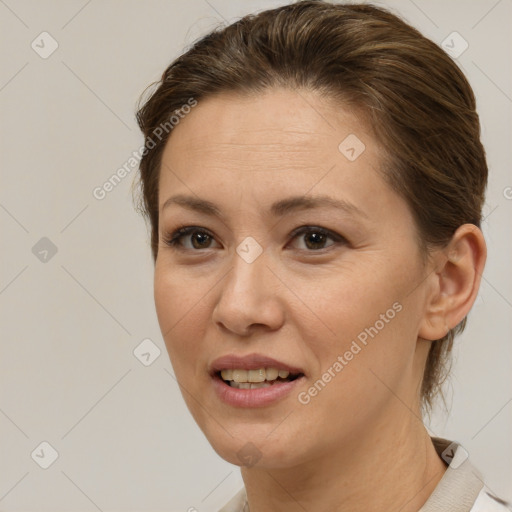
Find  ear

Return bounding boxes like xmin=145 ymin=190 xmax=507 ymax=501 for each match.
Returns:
xmin=418 ymin=224 xmax=487 ymax=341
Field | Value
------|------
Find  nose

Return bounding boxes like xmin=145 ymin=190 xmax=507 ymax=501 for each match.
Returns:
xmin=212 ymin=248 xmax=285 ymax=337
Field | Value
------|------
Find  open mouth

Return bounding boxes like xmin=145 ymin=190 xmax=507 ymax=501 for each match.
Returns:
xmin=217 ymin=368 xmax=304 ymax=389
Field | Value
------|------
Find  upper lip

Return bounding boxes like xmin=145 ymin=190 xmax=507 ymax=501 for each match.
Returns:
xmin=210 ymin=353 xmax=306 ymax=376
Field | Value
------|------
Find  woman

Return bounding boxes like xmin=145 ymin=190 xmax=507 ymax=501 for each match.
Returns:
xmin=134 ymin=1 xmax=509 ymax=510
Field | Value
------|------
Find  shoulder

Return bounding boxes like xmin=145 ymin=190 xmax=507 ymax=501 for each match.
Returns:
xmin=423 ymin=437 xmax=511 ymax=512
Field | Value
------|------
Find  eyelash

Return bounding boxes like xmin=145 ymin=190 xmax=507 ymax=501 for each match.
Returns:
xmin=162 ymin=225 xmax=347 ymax=252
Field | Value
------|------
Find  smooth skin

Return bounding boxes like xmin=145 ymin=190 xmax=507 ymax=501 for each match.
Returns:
xmin=153 ymin=88 xmax=486 ymax=512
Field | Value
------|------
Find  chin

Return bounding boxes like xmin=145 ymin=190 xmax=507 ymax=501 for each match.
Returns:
xmin=203 ymin=423 xmax=304 ymax=469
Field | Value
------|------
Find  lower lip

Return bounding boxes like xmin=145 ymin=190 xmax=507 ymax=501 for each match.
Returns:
xmin=211 ymin=373 xmax=305 ymax=408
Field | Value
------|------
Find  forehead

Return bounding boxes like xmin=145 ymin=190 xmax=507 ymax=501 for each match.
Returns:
xmin=157 ymin=88 xmax=404 ymax=224
xmin=162 ymin=88 xmax=375 ymax=168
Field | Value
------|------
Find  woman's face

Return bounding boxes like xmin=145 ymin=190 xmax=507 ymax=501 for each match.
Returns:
xmin=154 ymin=88 xmax=434 ymax=468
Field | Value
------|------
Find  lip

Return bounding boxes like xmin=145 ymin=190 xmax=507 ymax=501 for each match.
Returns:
xmin=209 ymin=353 xmax=305 ymax=375
xmin=211 ymin=372 xmax=306 ymax=408
xmin=209 ymin=353 xmax=306 ymax=408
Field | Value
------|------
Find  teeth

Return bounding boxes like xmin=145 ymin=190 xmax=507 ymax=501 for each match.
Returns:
xmin=229 ymin=381 xmax=272 ymax=389
xmin=220 ymin=367 xmax=296 ymax=383
xmin=232 ymin=369 xmax=248 ymax=383
xmin=265 ymin=368 xmax=279 ymax=380
xmin=248 ymin=369 xmax=266 ymax=382
xmin=221 ymin=369 xmax=233 ymax=380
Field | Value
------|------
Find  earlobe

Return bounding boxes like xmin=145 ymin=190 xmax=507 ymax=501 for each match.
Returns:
xmin=418 ymin=224 xmax=487 ymax=341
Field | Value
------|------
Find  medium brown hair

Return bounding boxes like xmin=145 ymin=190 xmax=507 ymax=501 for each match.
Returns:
xmin=134 ymin=0 xmax=488 ymax=415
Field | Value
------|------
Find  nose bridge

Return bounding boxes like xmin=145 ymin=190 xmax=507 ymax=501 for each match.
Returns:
xmin=213 ymin=241 xmax=283 ymax=334
xmin=226 ymin=240 xmax=269 ymax=301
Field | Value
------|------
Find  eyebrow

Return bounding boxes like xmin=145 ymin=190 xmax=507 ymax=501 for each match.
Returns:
xmin=162 ymin=193 xmax=368 ymax=219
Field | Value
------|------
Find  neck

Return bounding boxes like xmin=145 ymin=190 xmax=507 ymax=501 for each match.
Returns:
xmin=240 ymin=403 xmax=447 ymax=512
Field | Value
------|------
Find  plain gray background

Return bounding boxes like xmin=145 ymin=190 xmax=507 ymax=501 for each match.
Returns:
xmin=1 ymin=0 xmax=511 ymax=510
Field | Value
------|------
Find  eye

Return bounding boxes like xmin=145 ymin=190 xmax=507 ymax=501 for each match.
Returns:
xmin=162 ymin=225 xmax=347 ymax=252
xmin=288 ymin=226 xmax=346 ymax=251
xmin=162 ymin=226 xmax=220 ymax=250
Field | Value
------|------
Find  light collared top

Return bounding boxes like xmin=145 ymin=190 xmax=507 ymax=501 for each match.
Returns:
xmin=218 ymin=437 xmax=510 ymax=512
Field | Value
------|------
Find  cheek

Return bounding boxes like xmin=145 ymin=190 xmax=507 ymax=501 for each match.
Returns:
xmin=298 ymin=254 xmax=422 ymax=394
xmin=296 ymin=307 xmax=417 ymax=446
xmin=153 ymin=264 xmax=211 ymax=375
xmin=291 ymin=259 xmax=404 ymax=354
